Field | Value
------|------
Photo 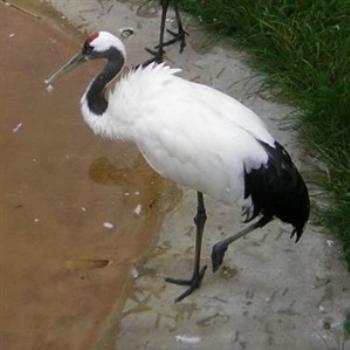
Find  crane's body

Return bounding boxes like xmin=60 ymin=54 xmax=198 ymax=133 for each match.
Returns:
xmin=85 ymin=63 xmax=273 ymax=205
xmin=46 ymin=32 xmax=309 ymax=302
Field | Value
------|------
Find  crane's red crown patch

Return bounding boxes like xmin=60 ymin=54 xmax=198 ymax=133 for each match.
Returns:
xmin=86 ymin=32 xmax=99 ymax=43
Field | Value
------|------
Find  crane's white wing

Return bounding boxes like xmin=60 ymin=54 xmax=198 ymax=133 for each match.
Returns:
xmin=130 ymin=73 xmax=274 ymax=205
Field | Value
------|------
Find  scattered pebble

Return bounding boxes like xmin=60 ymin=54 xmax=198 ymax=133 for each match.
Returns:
xmin=81 ymin=207 xmax=87 ymax=212
xmin=124 ymin=192 xmax=130 ymax=196
xmin=119 ymin=27 xmax=134 ymax=40
xmin=12 ymin=122 xmax=23 ymax=133
xmin=9 ymin=33 xmax=15 ymax=38
xmin=326 ymin=240 xmax=334 ymax=247
xmin=32 ymin=158 xmax=37 ymax=162
xmin=103 ymin=222 xmax=114 ymax=229
xmin=129 ymin=267 xmax=139 ymax=279
xmin=175 ymin=335 xmax=201 ymax=345
xmin=319 ymin=305 xmax=325 ymax=312
xmin=133 ymin=204 xmax=142 ymax=216
xmin=134 ymin=191 xmax=140 ymax=195
xmin=34 ymin=218 xmax=39 ymax=223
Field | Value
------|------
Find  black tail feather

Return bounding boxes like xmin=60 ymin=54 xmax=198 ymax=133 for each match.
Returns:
xmin=244 ymin=141 xmax=310 ymax=241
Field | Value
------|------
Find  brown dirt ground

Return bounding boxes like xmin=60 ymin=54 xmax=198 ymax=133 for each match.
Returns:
xmin=0 ymin=2 xmax=177 ymax=349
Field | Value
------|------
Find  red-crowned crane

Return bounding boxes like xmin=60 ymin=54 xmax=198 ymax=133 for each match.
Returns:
xmin=46 ymin=32 xmax=310 ymax=302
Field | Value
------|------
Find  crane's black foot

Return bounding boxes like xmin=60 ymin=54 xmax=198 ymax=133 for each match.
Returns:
xmin=165 ymin=265 xmax=207 ymax=302
xmin=156 ymin=28 xmax=188 ymax=53
xmin=144 ymin=47 xmax=165 ymax=64
xmin=211 ymin=242 xmax=228 ymax=273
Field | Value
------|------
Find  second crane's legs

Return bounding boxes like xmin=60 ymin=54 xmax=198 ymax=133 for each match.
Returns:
xmin=146 ymin=0 xmax=188 ymax=63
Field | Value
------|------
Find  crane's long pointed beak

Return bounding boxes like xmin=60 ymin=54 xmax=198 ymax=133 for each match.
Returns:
xmin=45 ymin=52 xmax=88 ymax=85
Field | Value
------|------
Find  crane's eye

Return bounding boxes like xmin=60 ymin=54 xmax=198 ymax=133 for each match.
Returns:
xmin=82 ymin=42 xmax=94 ymax=55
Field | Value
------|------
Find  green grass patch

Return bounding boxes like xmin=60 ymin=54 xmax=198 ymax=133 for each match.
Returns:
xmin=345 ymin=313 xmax=350 ymax=337
xmin=181 ymin=0 xmax=350 ymax=263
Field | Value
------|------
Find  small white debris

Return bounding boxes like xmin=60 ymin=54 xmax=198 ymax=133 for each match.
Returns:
xmin=124 ymin=192 xmax=130 ymax=196
xmin=326 ymin=240 xmax=334 ymax=247
xmin=175 ymin=335 xmax=201 ymax=345
xmin=119 ymin=27 xmax=134 ymax=40
xmin=12 ymin=122 xmax=23 ymax=133
xmin=133 ymin=204 xmax=142 ymax=216
xmin=34 ymin=218 xmax=39 ymax=223
xmin=5 ymin=2 xmax=10 ymax=6
xmin=103 ymin=222 xmax=114 ymax=229
xmin=134 ymin=191 xmax=140 ymax=196
xmin=46 ymin=84 xmax=54 ymax=93
xmin=129 ymin=266 xmax=139 ymax=279
xmin=319 ymin=305 xmax=325 ymax=312
xmin=81 ymin=207 xmax=87 ymax=212
xmin=330 ymin=319 xmax=344 ymax=328
xmin=9 ymin=33 xmax=15 ymax=38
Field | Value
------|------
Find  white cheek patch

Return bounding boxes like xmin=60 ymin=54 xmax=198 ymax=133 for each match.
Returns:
xmin=90 ymin=31 xmax=126 ymax=59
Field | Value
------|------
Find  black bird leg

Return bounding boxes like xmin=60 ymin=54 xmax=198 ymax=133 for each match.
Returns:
xmin=165 ymin=192 xmax=207 ymax=302
xmin=145 ymin=0 xmax=170 ymax=63
xmin=211 ymin=215 xmax=272 ymax=272
xmin=157 ymin=0 xmax=188 ymax=53
xmin=145 ymin=0 xmax=188 ymax=64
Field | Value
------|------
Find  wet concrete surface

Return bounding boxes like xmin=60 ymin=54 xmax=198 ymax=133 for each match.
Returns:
xmin=0 ymin=2 xmax=179 ymax=350
xmin=2 ymin=0 xmax=350 ymax=349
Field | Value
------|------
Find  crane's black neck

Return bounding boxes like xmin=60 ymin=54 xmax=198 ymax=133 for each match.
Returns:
xmin=86 ymin=47 xmax=125 ymax=116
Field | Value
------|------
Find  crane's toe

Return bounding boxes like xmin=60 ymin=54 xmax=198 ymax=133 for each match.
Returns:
xmin=144 ymin=47 xmax=166 ymax=64
xmin=211 ymin=242 xmax=228 ymax=272
xmin=165 ymin=265 xmax=207 ymax=302
xmin=167 ymin=28 xmax=188 ymax=52
xmin=155 ymin=28 xmax=188 ymax=53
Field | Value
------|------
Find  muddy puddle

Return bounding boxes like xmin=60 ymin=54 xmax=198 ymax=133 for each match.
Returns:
xmin=0 ymin=2 xmax=179 ymax=350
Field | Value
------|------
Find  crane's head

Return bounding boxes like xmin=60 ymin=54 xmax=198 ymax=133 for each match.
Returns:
xmin=46 ymin=31 xmax=126 ymax=86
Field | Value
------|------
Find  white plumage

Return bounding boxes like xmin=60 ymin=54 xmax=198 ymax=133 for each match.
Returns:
xmin=82 ymin=62 xmax=272 ymax=207
xmin=46 ymin=31 xmax=309 ymax=302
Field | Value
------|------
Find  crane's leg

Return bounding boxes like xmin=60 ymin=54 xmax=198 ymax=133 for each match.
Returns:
xmin=157 ymin=0 xmax=188 ymax=53
xmin=165 ymin=191 xmax=207 ymax=302
xmin=145 ymin=0 xmax=170 ymax=63
xmin=211 ymin=215 xmax=272 ymax=272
